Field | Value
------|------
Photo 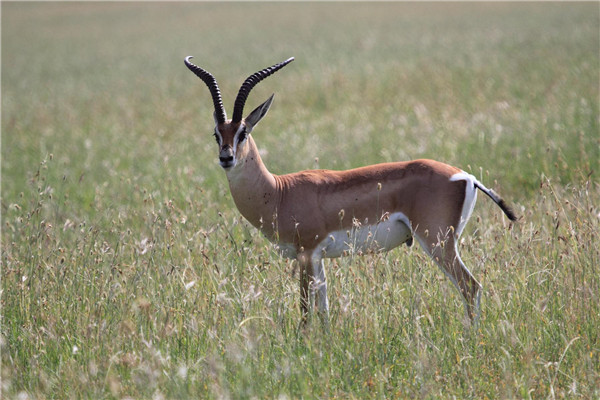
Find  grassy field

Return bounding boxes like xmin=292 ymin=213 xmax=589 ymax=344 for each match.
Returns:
xmin=2 ymin=2 xmax=599 ymax=398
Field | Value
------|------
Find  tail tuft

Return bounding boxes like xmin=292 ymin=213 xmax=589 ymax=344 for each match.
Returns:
xmin=475 ymin=182 xmax=518 ymax=221
xmin=497 ymin=198 xmax=518 ymax=221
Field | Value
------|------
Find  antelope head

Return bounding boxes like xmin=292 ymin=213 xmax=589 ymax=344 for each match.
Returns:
xmin=184 ymin=56 xmax=294 ymax=170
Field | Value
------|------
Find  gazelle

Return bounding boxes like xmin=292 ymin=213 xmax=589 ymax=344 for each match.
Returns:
xmin=184 ymin=56 xmax=517 ymax=326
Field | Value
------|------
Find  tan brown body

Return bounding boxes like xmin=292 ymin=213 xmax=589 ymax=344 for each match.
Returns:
xmin=228 ymin=135 xmax=465 ymax=254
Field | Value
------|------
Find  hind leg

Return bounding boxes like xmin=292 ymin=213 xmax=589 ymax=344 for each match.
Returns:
xmin=416 ymin=230 xmax=482 ymax=322
xmin=443 ymin=243 xmax=482 ymax=321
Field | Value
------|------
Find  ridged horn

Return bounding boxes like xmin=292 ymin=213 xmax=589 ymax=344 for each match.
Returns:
xmin=232 ymin=57 xmax=294 ymax=123
xmin=184 ymin=56 xmax=227 ymax=124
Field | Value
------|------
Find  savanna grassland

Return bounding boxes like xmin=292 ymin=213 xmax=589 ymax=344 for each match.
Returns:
xmin=2 ymin=3 xmax=599 ymax=399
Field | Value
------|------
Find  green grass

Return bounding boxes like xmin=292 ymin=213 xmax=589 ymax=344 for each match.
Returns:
xmin=2 ymin=2 xmax=599 ymax=398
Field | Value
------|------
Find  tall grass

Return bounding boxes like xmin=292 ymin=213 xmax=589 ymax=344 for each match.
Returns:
xmin=2 ymin=3 xmax=599 ymax=398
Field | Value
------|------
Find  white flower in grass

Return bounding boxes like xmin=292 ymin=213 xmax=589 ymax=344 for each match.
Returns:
xmin=138 ymin=237 xmax=152 ymax=255
xmin=185 ymin=280 xmax=196 ymax=290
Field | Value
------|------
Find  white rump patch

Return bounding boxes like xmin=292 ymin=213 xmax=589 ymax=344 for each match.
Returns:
xmin=450 ymin=172 xmax=478 ymax=238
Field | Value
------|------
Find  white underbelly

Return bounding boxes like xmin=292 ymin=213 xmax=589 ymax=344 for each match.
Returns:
xmin=316 ymin=212 xmax=412 ymax=259
xmin=273 ymin=212 xmax=412 ymax=260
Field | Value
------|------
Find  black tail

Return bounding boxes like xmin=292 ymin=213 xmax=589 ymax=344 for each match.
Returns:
xmin=474 ymin=182 xmax=517 ymax=221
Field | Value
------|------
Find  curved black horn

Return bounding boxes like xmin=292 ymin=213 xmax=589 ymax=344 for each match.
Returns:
xmin=232 ymin=57 xmax=294 ymax=123
xmin=184 ymin=56 xmax=227 ymax=124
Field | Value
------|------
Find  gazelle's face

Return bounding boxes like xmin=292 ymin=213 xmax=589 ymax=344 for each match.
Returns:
xmin=214 ymin=121 xmax=248 ymax=170
xmin=185 ymin=56 xmax=292 ymax=170
xmin=212 ymin=94 xmax=273 ymax=171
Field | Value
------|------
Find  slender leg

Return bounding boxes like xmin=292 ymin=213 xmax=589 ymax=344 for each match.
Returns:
xmin=441 ymin=243 xmax=482 ymax=321
xmin=298 ymin=257 xmax=312 ymax=327
xmin=311 ymin=254 xmax=330 ymax=328
xmin=453 ymin=248 xmax=482 ymax=323
xmin=416 ymin=231 xmax=482 ymax=322
xmin=297 ymin=250 xmax=330 ymax=328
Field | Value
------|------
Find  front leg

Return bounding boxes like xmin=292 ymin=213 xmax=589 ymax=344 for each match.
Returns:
xmin=297 ymin=250 xmax=330 ymax=328
xmin=298 ymin=255 xmax=312 ymax=327
xmin=311 ymin=253 xmax=330 ymax=324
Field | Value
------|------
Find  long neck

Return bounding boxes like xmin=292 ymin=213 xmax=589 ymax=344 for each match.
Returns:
xmin=224 ymin=136 xmax=279 ymax=233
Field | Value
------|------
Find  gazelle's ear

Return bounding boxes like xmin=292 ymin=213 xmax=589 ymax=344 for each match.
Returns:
xmin=245 ymin=94 xmax=274 ymax=133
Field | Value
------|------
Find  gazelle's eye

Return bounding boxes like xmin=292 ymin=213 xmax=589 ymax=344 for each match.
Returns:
xmin=238 ymin=128 xmax=247 ymax=143
xmin=213 ymin=131 xmax=220 ymax=145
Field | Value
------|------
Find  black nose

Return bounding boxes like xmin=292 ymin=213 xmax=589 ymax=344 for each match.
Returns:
xmin=219 ymin=145 xmax=235 ymax=168
xmin=219 ymin=155 xmax=233 ymax=163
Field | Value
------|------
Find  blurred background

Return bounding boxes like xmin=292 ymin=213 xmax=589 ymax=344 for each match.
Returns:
xmin=3 ymin=3 xmax=598 ymax=204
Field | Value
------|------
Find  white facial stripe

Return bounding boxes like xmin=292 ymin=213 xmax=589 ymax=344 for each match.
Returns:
xmin=214 ymin=127 xmax=223 ymax=145
xmin=232 ymin=124 xmax=247 ymax=159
